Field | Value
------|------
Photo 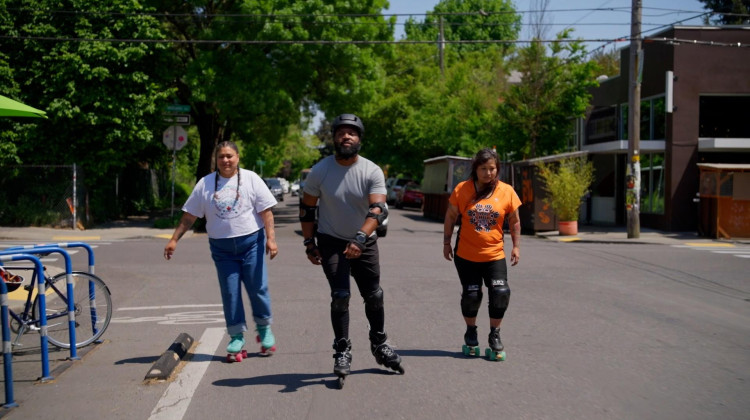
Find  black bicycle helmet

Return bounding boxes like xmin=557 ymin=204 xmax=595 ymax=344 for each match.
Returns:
xmin=331 ymin=113 xmax=365 ymax=137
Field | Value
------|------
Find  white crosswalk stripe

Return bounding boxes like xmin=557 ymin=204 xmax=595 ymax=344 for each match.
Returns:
xmin=673 ymin=243 xmax=750 ymax=259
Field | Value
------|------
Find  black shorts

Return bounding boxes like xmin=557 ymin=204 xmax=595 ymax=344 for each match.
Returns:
xmin=454 ymin=255 xmax=508 ymax=289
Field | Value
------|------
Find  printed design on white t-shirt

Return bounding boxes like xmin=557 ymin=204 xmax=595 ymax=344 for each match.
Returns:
xmin=468 ymin=203 xmax=499 ymax=232
xmin=212 ymin=183 xmax=244 ymax=219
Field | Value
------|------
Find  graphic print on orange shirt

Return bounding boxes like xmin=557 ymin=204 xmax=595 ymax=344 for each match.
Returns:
xmin=468 ymin=203 xmax=500 ymax=232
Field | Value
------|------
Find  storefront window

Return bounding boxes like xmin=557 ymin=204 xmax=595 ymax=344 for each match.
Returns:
xmin=640 ymin=100 xmax=651 ymax=140
xmin=586 ymin=106 xmax=617 ymax=144
xmin=652 ymin=97 xmax=666 ymax=139
xmin=641 ymin=153 xmax=665 ymax=214
xmin=620 ymin=96 xmax=665 ymax=141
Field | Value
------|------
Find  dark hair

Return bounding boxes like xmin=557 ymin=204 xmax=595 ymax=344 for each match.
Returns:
xmin=470 ymin=148 xmax=501 ymax=201
xmin=214 ymin=140 xmax=239 ymax=160
xmin=214 ymin=141 xmax=240 ymax=202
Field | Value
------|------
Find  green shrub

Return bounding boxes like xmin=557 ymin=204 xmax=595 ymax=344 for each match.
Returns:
xmin=153 ymin=213 xmax=182 ymax=229
xmin=537 ymin=157 xmax=595 ymax=221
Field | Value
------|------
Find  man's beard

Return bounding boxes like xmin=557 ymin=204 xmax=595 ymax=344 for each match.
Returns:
xmin=334 ymin=141 xmax=361 ymax=159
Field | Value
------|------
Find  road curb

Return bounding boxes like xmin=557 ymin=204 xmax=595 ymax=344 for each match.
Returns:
xmin=145 ymin=333 xmax=194 ymax=381
xmin=536 ymin=235 xmax=656 ymax=245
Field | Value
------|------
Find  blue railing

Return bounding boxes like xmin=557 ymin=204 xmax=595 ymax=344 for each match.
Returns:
xmin=0 ymin=253 xmax=51 ymax=408
xmin=0 ymin=242 xmax=98 ymax=408
xmin=1 ymin=272 xmax=18 ymax=409
xmin=1 ymin=246 xmax=79 ymax=360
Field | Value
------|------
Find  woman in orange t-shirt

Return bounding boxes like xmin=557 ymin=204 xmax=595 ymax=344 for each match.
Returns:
xmin=443 ymin=148 xmax=521 ymax=359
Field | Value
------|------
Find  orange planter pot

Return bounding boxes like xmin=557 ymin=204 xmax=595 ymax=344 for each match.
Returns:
xmin=558 ymin=220 xmax=578 ymax=236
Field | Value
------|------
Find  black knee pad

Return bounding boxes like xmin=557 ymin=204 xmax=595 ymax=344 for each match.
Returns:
xmin=364 ymin=287 xmax=384 ymax=311
xmin=488 ymin=279 xmax=510 ymax=318
xmin=331 ymin=290 xmax=351 ymax=312
xmin=461 ymin=284 xmax=483 ymax=317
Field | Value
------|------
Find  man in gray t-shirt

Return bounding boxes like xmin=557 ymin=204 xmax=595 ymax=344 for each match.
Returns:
xmin=303 ymin=153 xmax=385 ymax=240
xmin=300 ymin=113 xmax=404 ymax=387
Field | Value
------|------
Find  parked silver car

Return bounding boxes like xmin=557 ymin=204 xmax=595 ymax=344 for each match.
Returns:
xmin=263 ymin=178 xmax=284 ymax=202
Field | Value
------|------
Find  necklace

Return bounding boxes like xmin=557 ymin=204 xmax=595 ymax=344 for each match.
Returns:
xmin=214 ymin=168 xmax=241 ymax=202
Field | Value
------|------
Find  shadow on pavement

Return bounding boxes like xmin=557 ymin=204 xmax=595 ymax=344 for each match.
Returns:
xmin=398 ymin=348 xmax=465 ymax=359
xmin=213 ymin=368 xmax=403 ymax=392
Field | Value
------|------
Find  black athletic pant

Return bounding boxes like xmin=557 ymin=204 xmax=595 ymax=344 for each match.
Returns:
xmin=317 ymin=232 xmax=385 ymax=340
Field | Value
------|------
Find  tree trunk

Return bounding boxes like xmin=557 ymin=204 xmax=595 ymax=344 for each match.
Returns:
xmin=194 ymin=110 xmax=224 ymax=182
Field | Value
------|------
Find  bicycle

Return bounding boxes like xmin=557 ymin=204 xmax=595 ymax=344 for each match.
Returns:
xmin=0 ymin=262 xmax=112 ymax=350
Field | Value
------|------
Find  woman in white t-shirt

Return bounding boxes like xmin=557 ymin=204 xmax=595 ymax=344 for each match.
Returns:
xmin=164 ymin=141 xmax=278 ymax=360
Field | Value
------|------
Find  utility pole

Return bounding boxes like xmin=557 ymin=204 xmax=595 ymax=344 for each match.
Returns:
xmin=626 ymin=0 xmax=642 ymax=238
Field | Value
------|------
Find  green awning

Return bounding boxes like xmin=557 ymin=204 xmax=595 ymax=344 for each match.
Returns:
xmin=0 ymin=94 xmax=47 ymax=118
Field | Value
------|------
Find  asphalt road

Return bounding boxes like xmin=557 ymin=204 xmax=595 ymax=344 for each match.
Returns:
xmin=1 ymin=199 xmax=749 ymax=420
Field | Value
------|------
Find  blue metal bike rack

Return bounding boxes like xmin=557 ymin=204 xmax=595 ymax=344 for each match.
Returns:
xmin=6 ymin=242 xmax=101 ymax=348
xmin=2 ymin=246 xmax=80 ymax=361
xmin=0 ymin=241 xmax=101 ymax=409
xmin=0 ymin=253 xmax=53 ymax=388
xmin=1 ymin=273 xmax=18 ymax=408
xmin=6 ymin=242 xmax=96 ymax=275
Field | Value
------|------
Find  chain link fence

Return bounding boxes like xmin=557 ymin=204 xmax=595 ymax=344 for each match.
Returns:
xmin=0 ymin=164 xmax=183 ymax=228
xmin=0 ymin=164 xmax=84 ymax=229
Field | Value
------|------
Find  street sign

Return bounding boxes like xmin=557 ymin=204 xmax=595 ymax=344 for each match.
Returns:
xmin=163 ymin=125 xmax=188 ymax=151
xmin=165 ymin=104 xmax=190 ymax=113
xmin=163 ymin=114 xmax=190 ymax=125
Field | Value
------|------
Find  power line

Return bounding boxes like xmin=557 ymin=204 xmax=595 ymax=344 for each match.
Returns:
xmin=0 ymin=34 xmax=627 ymax=45
xmin=645 ymin=37 xmax=750 ymax=47
xmin=585 ymin=11 xmax=712 ymax=56
xmin=2 ymin=33 xmax=747 ymax=47
xmin=6 ymin=6 xmax=743 ymax=34
xmin=4 ymin=6 xmax=746 ymax=48
xmin=4 ymin=6 xmax=719 ymax=20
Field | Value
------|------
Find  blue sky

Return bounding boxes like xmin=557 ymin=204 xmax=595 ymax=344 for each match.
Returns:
xmin=383 ymin=0 xmax=708 ymax=49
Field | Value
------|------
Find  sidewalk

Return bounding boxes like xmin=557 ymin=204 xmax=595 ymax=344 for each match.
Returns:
xmin=1 ymin=219 xmax=747 ymax=245
xmin=535 ymin=224 xmax=750 ymax=245
xmin=0 ymin=218 xmax=188 ymax=243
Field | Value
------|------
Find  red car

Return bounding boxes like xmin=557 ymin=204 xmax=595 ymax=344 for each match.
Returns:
xmin=395 ymin=182 xmax=424 ymax=209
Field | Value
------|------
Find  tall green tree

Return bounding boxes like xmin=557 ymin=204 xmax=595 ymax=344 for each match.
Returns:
xmin=699 ymin=0 xmax=750 ymax=24
xmin=363 ymin=44 xmax=510 ymax=178
xmin=359 ymin=0 xmax=521 ymax=177
xmin=590 ymin=47 xmax=620 ymax=78
xmin=0 ymin=0 xmax=174 ymax=212
xmin=148 ymin=0 xmax=393 ymax=181
xmin=0 ymin=49 xmax=23 ymax=166
xmin=497 ymin=29 xmax=599 ymax=159
xmin=241 ymin=123 xmax=320 ymax=179
xmin=404 ymin=0 xmax=521 ymax=55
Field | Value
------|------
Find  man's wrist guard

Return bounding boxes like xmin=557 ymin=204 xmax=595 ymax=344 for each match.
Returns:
xmin=299 ymin=203 xmax=318 ymax=222
xmin=366 ymin=202 xmax=388 ymax=225
xmin=349 ymin=240 xmax=366 ymax=252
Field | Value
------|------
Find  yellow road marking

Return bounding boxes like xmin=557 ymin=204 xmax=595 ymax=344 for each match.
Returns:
xmin=684 ymin=242 xmax=735 ymax=248
xmin=154 ymin=234 xmax=173 ymax=239
xmin=7 ymin=282 xmax=72 ymax=306
xmin=559 ymin=237 xmax=581 ymax=242
xmin=7 ymin=288 xmax=31 ymax=301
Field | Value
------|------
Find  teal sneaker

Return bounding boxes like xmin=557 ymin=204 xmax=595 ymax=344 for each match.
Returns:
xmin=256 ymin=325 xmax=276 ymax=356
xmin=226 ymin=333 xmax=245 ymax=354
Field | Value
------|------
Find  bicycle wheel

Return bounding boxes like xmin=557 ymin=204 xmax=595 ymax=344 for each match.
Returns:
xmin=32 ymin=271 xmax=112 ymax=349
